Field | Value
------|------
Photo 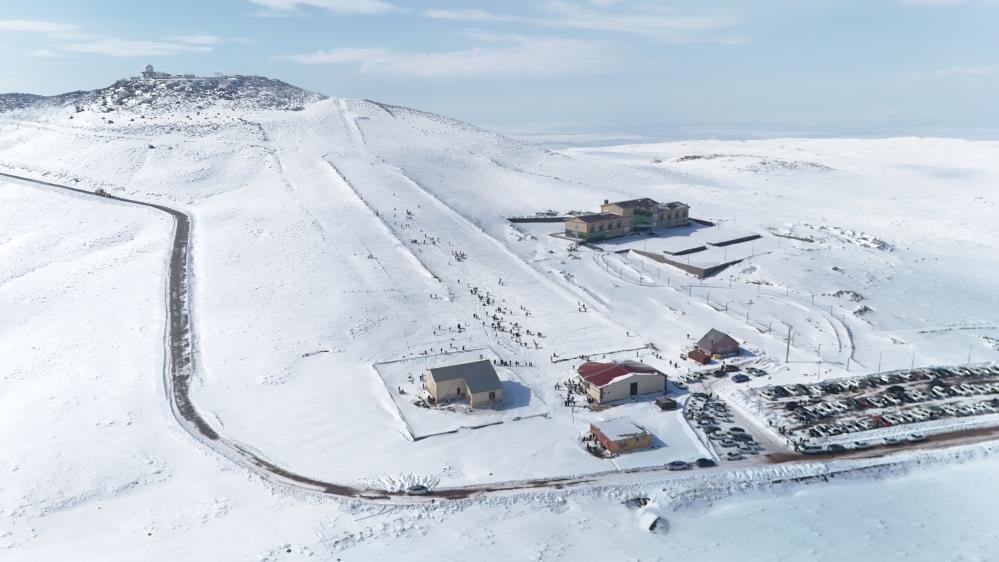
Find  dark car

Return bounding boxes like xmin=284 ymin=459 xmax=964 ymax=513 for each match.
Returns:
xmin=827 ymin=444 xmax=847 ymax=453
xmin=732 ymin=374 xmax=750 ymax=383
xmin=695 ymin=458 xmax=717 ymax=468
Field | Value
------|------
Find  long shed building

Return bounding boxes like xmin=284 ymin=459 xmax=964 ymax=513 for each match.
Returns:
xmin=578 ymin=360 xmax=667 ymax=404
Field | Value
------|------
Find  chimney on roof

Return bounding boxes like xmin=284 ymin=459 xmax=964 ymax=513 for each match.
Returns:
xmin=604 ymin=199 xmax=609 ymax=204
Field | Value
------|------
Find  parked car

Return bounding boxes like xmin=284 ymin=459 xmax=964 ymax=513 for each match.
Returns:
xmin=907 ymin=433 xmax=928 ymax=443
xmin=695 ymin=458 xmax=717 ymax=468
xmin=725 ymin=451 xmax=744 ymax=461
xmin=827 ymin=443 xmax=847 ymax=453
xmin=406 ymin=484 xmax=431 ymax=495
xmin=655 ymin=396 xmax=679 ymax=411
xmin=667 ymin=460 xmax=691 ymax=471
xmin=732 ymin=374 xmax=750 ymax=383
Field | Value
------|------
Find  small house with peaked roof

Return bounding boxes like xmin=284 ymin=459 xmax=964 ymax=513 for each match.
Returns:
xmin=425 ymin=359 xmax=503 ymax=408
xmin=577 ymin=360 xmax=667 ymax=404
xmin=696 ymin=328 xmax=740 ymax=358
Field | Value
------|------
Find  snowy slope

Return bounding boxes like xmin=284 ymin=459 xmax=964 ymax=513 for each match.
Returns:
xmin=3 ymin=75 xmax=999 ymax=560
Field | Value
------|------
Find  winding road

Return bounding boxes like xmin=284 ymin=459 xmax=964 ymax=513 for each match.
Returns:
xmin=3 ymin=169 xmax=998 ymax=506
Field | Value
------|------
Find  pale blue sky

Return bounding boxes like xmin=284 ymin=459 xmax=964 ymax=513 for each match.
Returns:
xmin=1 ymin=0 xmax=997 ymax=138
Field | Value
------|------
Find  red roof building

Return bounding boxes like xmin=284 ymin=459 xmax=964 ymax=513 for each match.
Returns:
xmin=577 ymin=361 xmax=667 ymax=404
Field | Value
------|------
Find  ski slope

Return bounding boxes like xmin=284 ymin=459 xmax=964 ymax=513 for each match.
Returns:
xmin=3 ymin=77 xmax=999 ymax=560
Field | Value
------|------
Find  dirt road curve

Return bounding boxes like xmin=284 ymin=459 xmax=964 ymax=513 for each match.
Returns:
xmin=3 ymin=169 xmax=996 ymax=504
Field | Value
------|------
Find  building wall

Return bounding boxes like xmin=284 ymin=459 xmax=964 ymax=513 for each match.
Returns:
xmin=595 ymin=429 xmax=653 ymax=452
xmin=565 ymin=217 xmax=631 ymax=241
xmin=469 ymin=388 xmax=503 ymax=408
xmin=584 ymin=373 xmax=667 ymax=404
xmin=654 ymin=207 xmax=689 ymax=228
xmin=425 ymin=372 xmax=468 ymax=403
xmin=699 ymin=343 xmax=739 ymax=358
xmin=601 ymin=203 xmax=634 ymax=217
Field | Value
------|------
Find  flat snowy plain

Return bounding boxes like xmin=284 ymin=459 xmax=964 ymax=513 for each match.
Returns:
xmin=2 ymin=83 xmax=998 ymax=560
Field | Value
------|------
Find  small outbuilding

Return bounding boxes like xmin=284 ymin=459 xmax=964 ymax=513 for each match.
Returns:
xmin=578 ymin=360 xmax=667 ymax=404
xmin=425 ymin=359 xmax=503 ymax=409
xmin=590 ymin=418 xmax=653 ymax=453
xmin=686 ymin=349 xmax=712 ymax=365
xmin=696 ymin=328 xmax=740 ymax=358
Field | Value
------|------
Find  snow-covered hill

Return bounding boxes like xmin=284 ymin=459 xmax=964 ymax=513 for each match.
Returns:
xmin=1 ymin=74 xmax=325 ymax=117
xmin=2 ymin=74 xmax=999 ymax=560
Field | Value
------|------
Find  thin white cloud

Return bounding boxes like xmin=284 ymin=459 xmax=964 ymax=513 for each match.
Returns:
xmin=5 ymin=20 xmax=241 ymax=58
xmin=26 ymin=48 xmax=67 ymax=58
xmin=247 ymin=0 xmax=399 ymax=14
xmin=64 ymin=38 xmax=212 ymax=57
xmin=274 ymin=34 xmax=617 ymax=77
xmin=0 ymin=19 xmax=77 ymax=33
xmin=897 ymin=0 xmax=966 ymax=5
xmin=423 ymin=0 xmax=743 ymax=44
xmin=170 ymin=34 xmax=224 ymax=45
xmin=900 ymin=65 xmax=996 ymax=78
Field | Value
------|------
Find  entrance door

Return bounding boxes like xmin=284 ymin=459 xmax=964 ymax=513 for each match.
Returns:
xmin=630 ymin=382 xmax=638 ymax=396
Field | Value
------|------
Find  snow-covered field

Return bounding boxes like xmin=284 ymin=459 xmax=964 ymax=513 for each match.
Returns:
xmin=2 ymin=76 xmax=999 ymax=559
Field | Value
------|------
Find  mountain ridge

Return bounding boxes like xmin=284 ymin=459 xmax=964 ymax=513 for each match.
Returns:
xmin=0 ymin=74 xmax=327 ymax=114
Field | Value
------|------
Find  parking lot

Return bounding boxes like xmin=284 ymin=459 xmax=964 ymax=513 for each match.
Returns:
xmin=751 ymin=364 xmax=999 ymax=452
xmin=685 ymin=392 xmax=767 ymax=462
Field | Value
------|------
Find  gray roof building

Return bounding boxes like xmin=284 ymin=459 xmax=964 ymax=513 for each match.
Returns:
xmin=427 ymin=359 xmax=502 ymax=393
xmin=696 ymin=328 xmax=740 ymax=357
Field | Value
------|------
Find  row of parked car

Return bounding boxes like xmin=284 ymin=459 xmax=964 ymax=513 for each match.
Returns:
xmin=686 ymin=392 xmax=764 ymax=461
xmin=788 ymin=379 xmax=999 ymax=425
xmin=805 ymin=398 xmax=999 ymax=439
xmin=680 ymin=365 xmax=768 ymax=385
xmin=755 ymin=367 xmax=980 ymax=402
xmin=801 ymin=433 xmax=928 ymax=454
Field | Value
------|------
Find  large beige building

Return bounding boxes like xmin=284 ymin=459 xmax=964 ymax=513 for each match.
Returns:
xmin=577 ymin=361 xmax=668 ymax=404
xmin=564 ymin=213 xmax=631 ymax=241
xmin=565 ymin=198 xmax=689 ymax=241
xmin=425 ymin=359 xmax=503 ymax=408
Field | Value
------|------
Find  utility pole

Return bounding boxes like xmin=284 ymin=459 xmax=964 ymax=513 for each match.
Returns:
xmin=877 ymin=353 xmax=883 ymax=374
xmin=968 ymin=345 xmax=973 ymax=365
xmin=846 ymin=356 xmax=851 ymax=372
xmin=785 ymin=325 xmax=792 ymax=363
xmin=910 ymin=351 xmax=915 ymax=370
